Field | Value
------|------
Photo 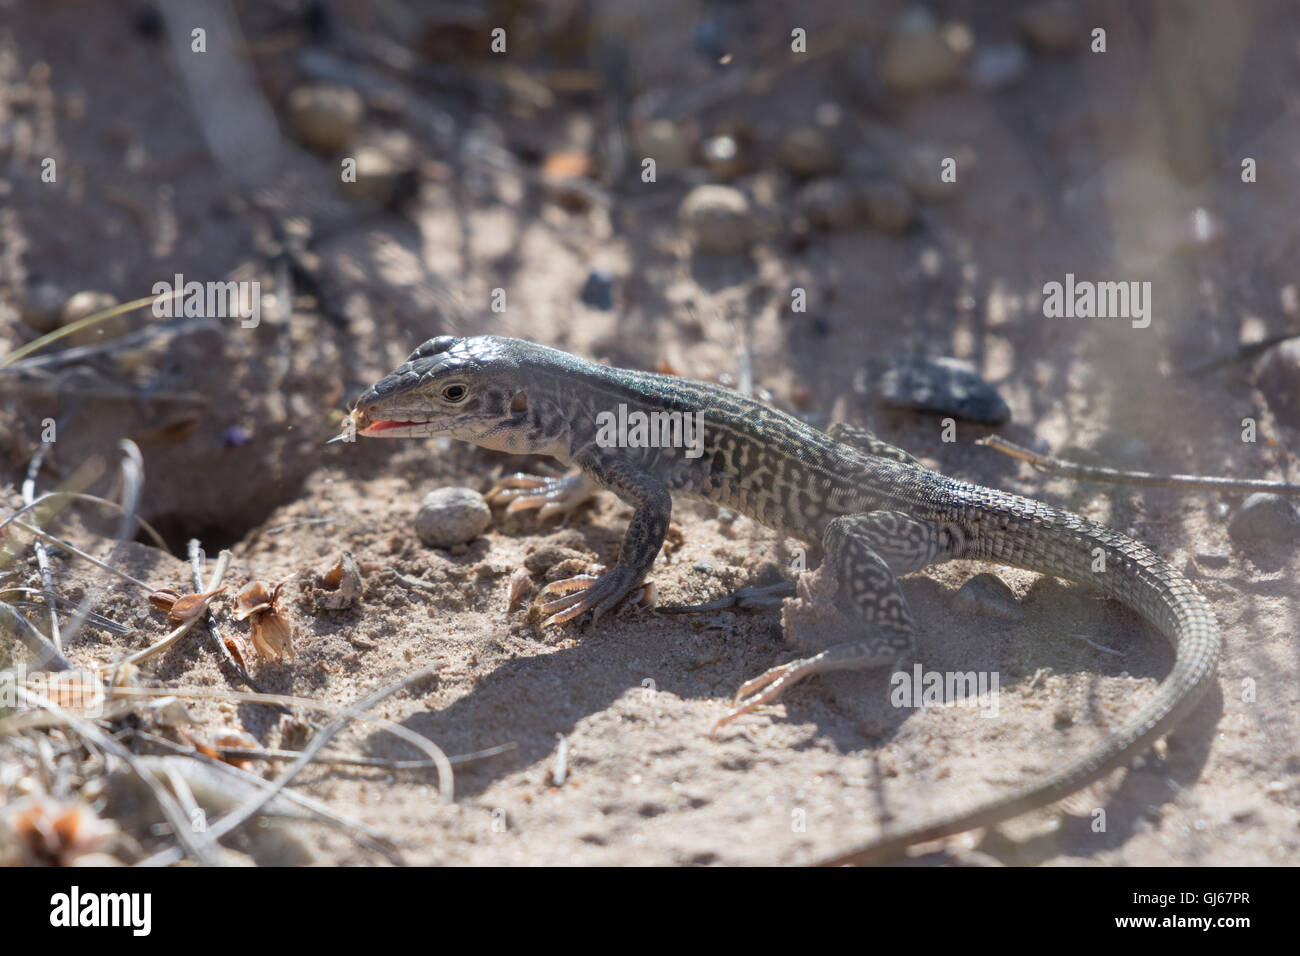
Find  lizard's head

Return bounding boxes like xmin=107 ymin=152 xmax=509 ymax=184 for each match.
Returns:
xmin=352 ymin=335 xmax=557 ymax=453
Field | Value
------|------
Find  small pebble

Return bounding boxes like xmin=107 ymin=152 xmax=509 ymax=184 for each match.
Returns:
xmin=415 ymin=487 xmax=492 ymax=549
xmin=777 ymin=126 xmax=838 ymax=179
xmin=288 ymin=83 xmax=363 ymax=154
xmin=954 ymin=573 xmax=1024 ymax=622
xmin=701 ymin=133 xmax=746 ymax=179
xmin=61 ymin=291 xmax=125 ymax=346
xmin=1019 ymin=0 xmax=1082 ymax=55
xmin=679 ymin=184 xmax=753 ymax=254
xmin=344 ymin=130 xmax=419 ymax=208
xmin=20 ymin=281 xmax=68 ymax=333
xmin=631 ymin=119 xmax=692 ymax=175
xmin=879 ymin=6 xmax=964 ymax=94
xmin=796 ymin=177 xmax=860 ymax=231
xmin=1255 ymin=338 xmax=1300 ymax=430
xmin=579 ymin=269 xmax=615 ymax=310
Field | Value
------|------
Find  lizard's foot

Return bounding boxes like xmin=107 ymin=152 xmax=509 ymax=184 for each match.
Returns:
xmin=487 ymin=470 xmax=596 ymax=523
xmin=534 ymin=569 xmax=651 ymax=626
xmin=710 ymin=636 xmax=906 ymax=735
xmin=710 ymin=651 xmax=830 ymax=735
xmin=659 ymin=580 xmax=796 ymax=614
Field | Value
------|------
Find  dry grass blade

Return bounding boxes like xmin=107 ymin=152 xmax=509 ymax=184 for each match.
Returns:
xmin=0 ymin=602 xmax=73 ymax=671
xmin=135 ymin=665 xmax=453 ymax=866
xmin=979 ymin=435 xmax=1300 ymax=495
xmin=7 ymin=521 xmax=155 ymax=591
xmin=0 ymin=289 xmax=187 ymax=369
xmin=61 ymin=441 xmax=146 ymax=652
xmin=11 ymin=685 xmax=219 ymax=866
xmin=23 ymin=444 xmax=60 ymax=651
xmin=127 ymin=730 xmax=400 ymax=854
xmin=1 ymin=685 xmax=453 ymax=780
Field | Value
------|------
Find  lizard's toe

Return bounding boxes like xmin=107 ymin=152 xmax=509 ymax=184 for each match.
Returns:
xmin=534 ymin=570 xmax=649 ymax=626
xmin=710 ymin=652 xmax=831 ymax=735
xmin=488 ymin=472 xmax=595 ymax=524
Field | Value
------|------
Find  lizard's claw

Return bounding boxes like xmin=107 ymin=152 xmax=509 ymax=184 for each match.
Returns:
xmin=534 ymin=569 xmax=652 ymax=626
xmin=487 ymin=471 xmax=595 ymax=523
xmin=710 ymin=651 xmax=830 ymax=736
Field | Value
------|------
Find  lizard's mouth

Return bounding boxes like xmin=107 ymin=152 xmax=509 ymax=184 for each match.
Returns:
xmin=349 ymin=408 xmax=434 ymax=437
xmin=359 ymin=418 xmax=432 ymax=437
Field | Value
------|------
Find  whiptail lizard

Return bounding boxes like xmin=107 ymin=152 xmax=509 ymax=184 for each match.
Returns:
xmin=353 ymin=335 xmax=1221 ymax=864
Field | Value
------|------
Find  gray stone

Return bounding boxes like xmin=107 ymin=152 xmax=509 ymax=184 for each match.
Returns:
xmin=777 ymin=126 xmax=839 ymax=179
xmin=679 ymin=185 xmax=753 ymax=254
xmin=955 ymin=573 xmax=1024 ymax=622
xmin=796 ymin=177 xmax=860 ymax=231
xmin=1019 ymin=1 xmax=1082 ymax=55
xmin=415 ymin=487 xmax=492 ymax=548
xmin=1255 ymin=338 xmax=1300 ymax=430
xmin=288 ymin=83 xmax=363 ymax=154
xmin=1228 ymin=494 xmax=1300 ymax=550
xmin=879 ymin=7 xmax=964 ymax=94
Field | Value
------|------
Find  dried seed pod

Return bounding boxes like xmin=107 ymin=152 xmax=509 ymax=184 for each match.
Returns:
xmin=4 ymin=796 xmax=117 ymax=866
xmin=148 ymin=588 xmax=181 ymax=612
xmin=316 ymin=552 xmax=362 ymax=610
xmin=234 ymin=581 xmax=272 ymax=620
xmin=250 ymin=609 xmax=294 ymax=661
xmin=169 ymin=586 xmax=226 ymax=621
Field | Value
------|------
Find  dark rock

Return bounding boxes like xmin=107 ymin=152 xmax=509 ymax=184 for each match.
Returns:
xmin=1228 ymin=494 xmax=1300 ymax=550
xmin=1255 ymin=338 xmax=1300 ymax=430
xmin=862 ymin=355 xmax=1011 ymax=423
xmin=796 ymin=178 xmax=860 ymax=231
xmin=580 ymin=269 xmax=615 ymax=310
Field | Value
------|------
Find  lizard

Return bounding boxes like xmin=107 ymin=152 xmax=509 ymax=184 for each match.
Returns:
xmin=350 ymin=334 xmax=1222 ymax=864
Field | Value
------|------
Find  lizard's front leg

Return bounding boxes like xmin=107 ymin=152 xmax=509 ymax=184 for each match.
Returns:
xmin=533 ymin=452 xmax=670 ymax=626
xmin=713 ymin=509 xmax=948 ymax=732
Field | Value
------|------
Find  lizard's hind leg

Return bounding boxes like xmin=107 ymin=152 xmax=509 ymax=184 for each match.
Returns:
xmin=712 ymin=510 xmax=944 ymax=733
xmin=487 ymin=468 xmax=598 ymax=522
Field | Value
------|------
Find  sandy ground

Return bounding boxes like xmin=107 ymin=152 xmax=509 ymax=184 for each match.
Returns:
xmin=1 ymin=1 xmax=1298 ymax=865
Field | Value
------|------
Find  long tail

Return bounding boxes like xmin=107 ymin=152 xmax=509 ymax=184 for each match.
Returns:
xmin=819 ymin=486 xmax=1222 ymax=865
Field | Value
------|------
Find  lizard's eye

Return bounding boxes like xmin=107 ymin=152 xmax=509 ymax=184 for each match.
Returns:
xmin=441 ymin=383 xmax=468 ymax=403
